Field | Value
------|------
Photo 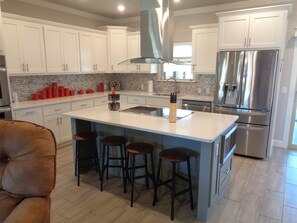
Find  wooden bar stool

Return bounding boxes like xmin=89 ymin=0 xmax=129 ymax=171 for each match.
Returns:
xmin=73 ymin=132 xmax=100 ymax=186
xmin=124 ymin=143 xmax=155 ymax=207
xmin=101 ymin=135 xmax=127 ymax=191
xmin=153 ymin=148 xmax=194 ymax=221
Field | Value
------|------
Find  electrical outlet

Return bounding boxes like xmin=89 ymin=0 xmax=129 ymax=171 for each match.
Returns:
xmin=140 ymin=84 xmax=144 ymax=90
xmin=206 ymin=88 xmax=210 ymax=95
xmin=197 ymin=88 xmax=202 ymax=94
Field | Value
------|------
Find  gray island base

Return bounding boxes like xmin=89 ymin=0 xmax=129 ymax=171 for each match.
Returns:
xmin=64 ymin=104 xmax=238 ymax=221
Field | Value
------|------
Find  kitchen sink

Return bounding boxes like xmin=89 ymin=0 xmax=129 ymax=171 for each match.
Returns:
xmin=153 ymin=93 xmax=184 ymax=97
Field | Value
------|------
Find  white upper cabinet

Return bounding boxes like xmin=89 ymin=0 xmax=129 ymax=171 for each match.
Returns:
xmin=127 ymin=32 xmax=155 ymax=73
xmin=79 ymin=31 xmax=107 ymax=73
xmin=3 ymin=19 xmax=46 ymax=75
xmin=107 ymin=27 xmax=128 ymax=73
xmin=217 ymin=9 xmax=288 ymax=50
xmin=191 ymin=25 xmax=218 ymax=74
xmin=44 ymin=25 xmax=80 ymax=74
xmin=0 ymin=6 xmax=5 ymax=55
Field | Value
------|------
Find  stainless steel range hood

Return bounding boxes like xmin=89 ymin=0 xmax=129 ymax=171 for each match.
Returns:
xmin=119 ymin=0 xmax=175 ymax=65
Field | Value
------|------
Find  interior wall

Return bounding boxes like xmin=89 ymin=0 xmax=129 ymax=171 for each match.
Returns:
xmin=1 ymin=0 xmax=108 ymax=28
xmin=274 ymin=2 xmax=297 ymax=144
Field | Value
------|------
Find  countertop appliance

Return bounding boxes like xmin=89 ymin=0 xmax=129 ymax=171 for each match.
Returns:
xmin=0 ymin=55 xmax=12 ymax=120
xmin=182 ymin=99 xmax=212 ymax=112
xmin=121 ymin=106 xmax=193 ymax=120
xmin=214 ymin=50 xmax=278 ymax=158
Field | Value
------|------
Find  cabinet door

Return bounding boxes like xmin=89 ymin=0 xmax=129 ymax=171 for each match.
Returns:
xmin=3 ymin=20 xmax=24 ymax=74
xmin=59 ymin=115 xmax=72 ymax=143
xmin=44 ymin=26 xmax=64 ymax=73
xmin=93 ymin=33 xmax=108 ymax=72
xmin=43 ymin=115 xmax=60 ymax=143
xmin=218 ymin=15 xmax=250 ymax=50
xmin=210 ymin=138 xmax=221 ymax=205
xmin=249 ymin=11 xmax=285 ymax=48
xmin=14 ymin=108 xmax=43 ymax=126
xmin=109 ymin=29 xmax=127 ymax=72
xmin=79 ymin=32 xmax=94 ymax=73
xmin=192 ymin=27 xmax=218 ymax=74
xmin=127 ymin=34 xmax=140 ymax=72
xmin=63 ymin=29 xmax=80 ymax=73
xmin=21 ymin=22 xmax=46 ymax=74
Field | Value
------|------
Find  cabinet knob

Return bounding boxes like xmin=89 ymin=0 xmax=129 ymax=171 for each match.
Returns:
xmin=26 ymin=64 xmax=29 ymax=72
xmin=63 ymin=64 xmax=66 ymax=71
xmin=96 ymin=64 xmax=98 ymax=70
xmin=66 ymin=64 xmax=68 ymax=71
xmin=22 ymin=63 xmax=25 ymax=72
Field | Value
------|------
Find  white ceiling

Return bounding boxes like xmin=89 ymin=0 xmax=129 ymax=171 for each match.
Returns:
xmin=42 ymin=0 xmax=249 ymax=19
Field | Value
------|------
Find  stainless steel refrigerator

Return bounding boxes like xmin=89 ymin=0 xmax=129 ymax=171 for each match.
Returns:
xmin=214 ymin=50 xmax=279 ymax=158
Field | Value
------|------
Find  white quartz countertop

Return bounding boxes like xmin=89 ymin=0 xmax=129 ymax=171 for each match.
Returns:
xmin=63 ymin=104 xmax=237 ymax=143
xmin=11 ymin=91 xmax=213 ymax=110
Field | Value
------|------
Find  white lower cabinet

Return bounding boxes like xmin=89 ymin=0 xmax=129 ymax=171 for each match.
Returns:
xmin=14 ymin=107 xmax=43 ymax=126
xmin=94 ymin=97 xmax=108 ymax=106
xmin=71 ymin=99 xmax=94 ymax=111
xmin=127 ymin=96 xmax=146 ymax=105
xmin=43 ymin=103 xmax=71 ymax=144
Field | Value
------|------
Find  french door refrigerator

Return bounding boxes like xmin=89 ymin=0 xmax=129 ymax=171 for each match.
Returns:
xmin=214 ymin=50 xmax=278 ymax=158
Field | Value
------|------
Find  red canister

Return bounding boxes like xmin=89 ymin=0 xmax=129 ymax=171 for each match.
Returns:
xmin=64 ymin=88 xmax=69 ymax=96
xmin=59 ymin=86 xmax=64 ymax=97
xmin=47 ymin=88 xmax=52 ymax=99
xmin=70 ymin=90 xmax=75 ymax=96
xmin=40 ymin=90 xmax=47 ymax=99
xmin=52 ymin=82 xmax=58 ymax=98
xmin=32 ymin=93 xmax=39 ymax=100
xmin=99 ymin=82 xmax=104 ymax=92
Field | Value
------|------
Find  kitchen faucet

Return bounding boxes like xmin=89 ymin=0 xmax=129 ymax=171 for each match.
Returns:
xmin=166 ymin=77 xmax=179 ymax=94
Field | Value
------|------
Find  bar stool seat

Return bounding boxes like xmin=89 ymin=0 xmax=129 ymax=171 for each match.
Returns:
xmin=153 ymin=148 xmax=194 ymax=221
xmin=101 ymin=135 xmax=127 ymax=191
xmin=124 ymin=143 xmax=155 ymax=207
xmin=73 ymin=132 xmax=100 ymax=186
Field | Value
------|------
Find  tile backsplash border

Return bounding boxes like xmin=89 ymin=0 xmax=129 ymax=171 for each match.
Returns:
xmin=9 ymin=73 xmax=216 ymax=102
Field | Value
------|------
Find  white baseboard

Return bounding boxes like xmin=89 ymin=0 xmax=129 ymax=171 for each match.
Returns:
xmin=273 ymin=140 xmax=287 ymax=149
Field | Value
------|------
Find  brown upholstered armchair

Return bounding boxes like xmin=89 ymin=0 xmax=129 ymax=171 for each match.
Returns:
xmin=0 ymin=120 xmax=57 ymax=223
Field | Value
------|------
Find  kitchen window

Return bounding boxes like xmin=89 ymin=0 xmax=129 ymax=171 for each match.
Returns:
xmin=161 ymin=42 xmax=193 ymax=80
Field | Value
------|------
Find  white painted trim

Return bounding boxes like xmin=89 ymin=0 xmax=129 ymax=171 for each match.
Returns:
xmin=216 ymin=3 xmax=292 ymax=17
xmin=18 ymin=0 xmax=113 ymax=23
xmin=283 ymin=34 xmax=297 ymax=148
xmin=2 ymin=13 xmax=107 ymax=34
xmin=273 ymin=139 xmax=286 ymax=148
xmin=189 ymin=24 xmax=218 ymax=30
xmin=15 ymin=0 xmax=294 ymax=25
xmin=295 ymin=27 xmax=297 ymax=37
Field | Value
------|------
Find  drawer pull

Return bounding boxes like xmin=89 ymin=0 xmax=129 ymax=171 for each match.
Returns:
xmin=81 ymin=104 xmax=87 ymax=107
xmin=25 ymin=111 xmax=34 ymax=115
xmin=54 ymin=109 xmax=62 ymax=112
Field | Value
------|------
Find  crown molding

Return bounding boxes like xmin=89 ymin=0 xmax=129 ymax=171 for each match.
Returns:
xmin=18 ymin=0 xmax=113 ymax=23
xmin=15 ymin=0 xmax=295 ymax=25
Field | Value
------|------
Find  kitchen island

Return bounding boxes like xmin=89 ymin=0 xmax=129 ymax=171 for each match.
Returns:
xmin=63 ymin=103 xmax=238 ymax=221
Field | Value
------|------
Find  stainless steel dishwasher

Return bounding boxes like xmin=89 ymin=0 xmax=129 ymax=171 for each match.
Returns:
xmin=182 ymin=99 xmax=212 ymax=112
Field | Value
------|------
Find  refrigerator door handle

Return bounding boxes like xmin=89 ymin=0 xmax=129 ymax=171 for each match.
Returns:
xmin=238 ymin=125 xmax=267 ymax=131
xmin=240 ymin=52 xmax=248 ymax=106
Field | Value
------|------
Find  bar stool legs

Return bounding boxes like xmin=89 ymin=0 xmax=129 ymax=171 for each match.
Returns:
xmin=100 ymin=136 xmax=127 ymax=191
xmin=74 ymin=132 xmax=100 ymax=187
xmin=153 ymin=149 xmax=194 ymax=221
xmin=124 ymin=143 xmax=155 ymax=207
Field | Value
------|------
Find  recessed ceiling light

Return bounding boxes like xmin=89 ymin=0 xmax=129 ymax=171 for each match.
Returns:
xmin=117 ymin=4 xmax=125 ymax=12
xmin=174 ymin=0 xmax=181 ymax=3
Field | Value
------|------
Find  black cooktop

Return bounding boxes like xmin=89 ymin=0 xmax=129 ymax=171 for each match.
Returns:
xmin=120 ymin=106 xmax=193 ymax=120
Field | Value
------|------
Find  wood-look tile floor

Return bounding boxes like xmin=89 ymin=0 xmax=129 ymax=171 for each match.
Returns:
xmin=51 ymin=146 xmax=297 ymax=223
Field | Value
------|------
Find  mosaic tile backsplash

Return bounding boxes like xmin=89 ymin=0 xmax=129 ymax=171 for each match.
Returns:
xmin=9 ymin=73 xmax=215 ymax=102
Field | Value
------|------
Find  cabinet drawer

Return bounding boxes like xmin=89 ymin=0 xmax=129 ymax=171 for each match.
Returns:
xmin=94 ymin=97 xmax=108 ymax=106
xmin=127 ymin=96 xmax=146 ymax=104
xmin=14 ymin=107 xmax=43 ymax=126
xmin=71 ymin=99 xmax=94 ymax=111
xmin=43 ymin=103 xmax=71 ymax=116
xmin=220 ymin=155 xmax=232 ymax=186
